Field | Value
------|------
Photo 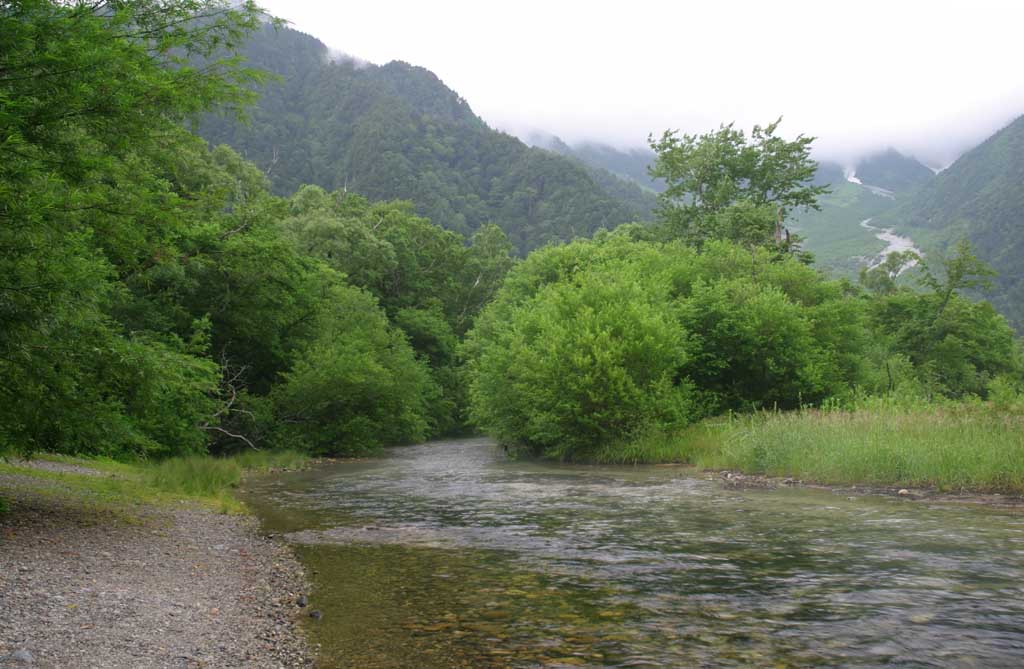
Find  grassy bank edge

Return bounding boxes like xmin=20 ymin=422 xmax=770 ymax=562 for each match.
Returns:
xmin=0 ymin=450 xmax=310 ymax=517
xmin=583 ymin=402 xmax=1024 ymax=496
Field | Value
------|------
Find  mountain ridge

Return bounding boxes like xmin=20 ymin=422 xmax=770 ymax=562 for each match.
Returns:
xmin=198 ymin=25 xmax=654 ymax=252
xmin=878 ymin=114 xmax=1024 ymax=329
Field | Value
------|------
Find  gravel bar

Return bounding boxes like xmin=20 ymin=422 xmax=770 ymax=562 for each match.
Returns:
xmin=0 ymin=473 xmax=313 ymax=668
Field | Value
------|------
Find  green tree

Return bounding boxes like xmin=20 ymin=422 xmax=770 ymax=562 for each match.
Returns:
xmin=918 ymin=239 xmax=996 ymax=318
xmin=283 ymin=188 xmax=515 ymax=434
xmin=467 ymin=265 xmax=695 ymax=459
xmin=271 ymin=286 xmax=434 ymax=455
xmin=859 ymin=251 xmax=919 ymax=295
xmin=649 ymin=119 xmax=826 ymax=251
xmin=864 ymin=239 xmax=1020 ymax=398
xmin=0 ymin=0 xmax=270 ymax=456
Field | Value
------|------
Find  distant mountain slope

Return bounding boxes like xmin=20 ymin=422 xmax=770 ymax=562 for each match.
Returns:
xmin=792 ymin=150 xmax=937 ymax=278
xmin=854 ymin=149 xmax=934 ymax=193
xmin=878 ymin=115 xmax=1024 ymax=329
xmin=530 ymin=134 xmax=665 ymax=193
xmin=810 ymin=160 xmax=846 ymax=187
xmin=790 ymin=177 xmax=895 ymax=277
xmin=199 ymin=26 xmax=651 ymax=252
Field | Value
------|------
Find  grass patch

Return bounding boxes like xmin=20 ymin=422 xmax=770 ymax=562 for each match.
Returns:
xmin=146 ymin=456 xmax=243 ymax=497
xmin=0 ymin=459 xmax=189 ymax=516
xmin=1 ymin=449 xmax=309 ymax=516
xmin=37 ymin=453 xmax=144 ymax=477
xmin=703 ymin=405 xmax=1024 ymax=493
xmin=587 ymin=423 xmax=726 ymax=465
xmin=585 ymin=400 xmax=1024 ymax=494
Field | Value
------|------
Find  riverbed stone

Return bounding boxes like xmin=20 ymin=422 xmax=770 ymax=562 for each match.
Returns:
xmin=4 ymin=649 xmax=34 ymax=666
xmin=0 ymin=466 xmax=313 ymax=668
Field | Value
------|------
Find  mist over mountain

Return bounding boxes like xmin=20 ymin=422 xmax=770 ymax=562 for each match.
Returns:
xmin=198 ymin=26 xmax=653 ymax=252
xmin=527 ymin=134 xmax=665 ymax=193
xmin=854 ymin=150 xmax=935 ymax=194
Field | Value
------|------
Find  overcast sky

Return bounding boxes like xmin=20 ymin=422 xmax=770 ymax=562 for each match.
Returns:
xmin=259 ymin=0 xmax=1024 ymax=167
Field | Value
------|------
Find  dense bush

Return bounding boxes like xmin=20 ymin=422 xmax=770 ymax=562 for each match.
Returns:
xmin=465 ymin=235 xmax=873 ymax=458
xmin=867 ymin=290 xmax=1022 ymax=398
xmin=271 ymin=286 xmax=434 ymax=455
xmin=468 ymin=268 xmax=695 ymax=459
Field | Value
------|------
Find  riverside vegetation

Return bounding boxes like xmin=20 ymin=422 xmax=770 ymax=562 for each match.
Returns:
xmin=464 ymin=123 xmax=1023 ymax=493
xmin=2 ymin=0 xmax=1023 ymax=505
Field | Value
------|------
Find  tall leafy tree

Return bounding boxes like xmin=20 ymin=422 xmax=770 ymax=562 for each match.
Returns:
xmin=282 ymin=187 xmax=515 ymax=434
xmin=0 ymin=0 xmax=273 ymax=455
xmin=649 ymin=119 xmax=825 ymax=253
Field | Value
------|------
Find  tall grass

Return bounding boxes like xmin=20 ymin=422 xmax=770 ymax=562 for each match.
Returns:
xmin=587 ymin=424 xmax=725 ymax=465
xmin=146 ymin=456 xmax=243 ymax=496
xmin=704 ymin=403 xmax=1024 ymax=492
xmin=145 ymin=449 xmax=308 ymax=497
xmin=589 ymin=398 xmax=1024 ymax=494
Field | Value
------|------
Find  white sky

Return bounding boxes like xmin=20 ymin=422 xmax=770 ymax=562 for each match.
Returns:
xmin=258 ymin=0 xmax=1024 ymax=167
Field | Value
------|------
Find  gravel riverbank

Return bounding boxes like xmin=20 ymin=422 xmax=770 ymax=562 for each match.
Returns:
xmin=0 ymin=468 xmax=313 ymax=668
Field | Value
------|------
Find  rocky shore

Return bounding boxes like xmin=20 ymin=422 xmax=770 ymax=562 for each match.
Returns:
xmin=0 ymin=468 xmax=312 ymax=668
xmin=711 ymin=469 xmax=1024 ymax=506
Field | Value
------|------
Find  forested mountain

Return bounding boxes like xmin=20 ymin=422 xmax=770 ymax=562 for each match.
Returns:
xmin=854 ymin=149 xmax=934 ymax=193
xmin=530 ymin=134 xmax=665 ymax=193
xmin=811 ymin=160 xmax=846 ymax=187
xmin=877 ymin=115 xmax=1024 ymax=329
xmin=199 ymin=26 xmax=651 ymax=252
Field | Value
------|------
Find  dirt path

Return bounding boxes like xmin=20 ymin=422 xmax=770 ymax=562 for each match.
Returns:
xmin=0 ymin=470 xmax=312 ymax=668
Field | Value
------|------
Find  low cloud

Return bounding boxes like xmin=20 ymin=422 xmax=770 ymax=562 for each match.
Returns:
xmin=262 ymin=0 xmax=1024 ymax=167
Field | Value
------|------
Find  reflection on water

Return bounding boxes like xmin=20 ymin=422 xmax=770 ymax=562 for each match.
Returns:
xmin=245 ymin=438 xmax=1024 ymax=668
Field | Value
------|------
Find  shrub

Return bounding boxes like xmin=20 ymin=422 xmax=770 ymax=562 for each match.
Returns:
xmin=271 ymin=286 xmax=433 ymax=455
xmin=468 ymin=264 xmax=695 ymax=459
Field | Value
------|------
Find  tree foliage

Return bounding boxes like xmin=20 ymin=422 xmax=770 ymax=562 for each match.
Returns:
xmin=270 ymin=286 xmax=434 ymax=455
xmin=0 ymin=0 xmax=270 ymax=456
xmin=0 ymin=2 xmax=441 ymax=458
xmin=465 ymin=228 xmax=1021 ymax=459
xmin=649 ymin=119 xmax=825 ymax=256
xmin=465 ymin=234 xmax=874 ymax=458
xmin=281 ymin=186 xmax=515 ymax=433
xmin=865 ymin=241 xmax=1020 ymax=398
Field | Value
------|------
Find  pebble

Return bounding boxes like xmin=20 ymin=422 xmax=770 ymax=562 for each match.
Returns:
xmin=297 ymin=595 xmax=308 ymax=607
xmin=0 ymin=468 xmax=313 ymax=669
xmin=309 ymin=610 xmax=322 ymax=620
xmin=5 ymin=649 xmax=34 ymax=665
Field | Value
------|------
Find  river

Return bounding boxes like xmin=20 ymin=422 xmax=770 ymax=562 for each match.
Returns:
xmin=245 ymin=438 xmax=1024 ymax=668
xmin=860 ymin=218 xmax=923 ymax=272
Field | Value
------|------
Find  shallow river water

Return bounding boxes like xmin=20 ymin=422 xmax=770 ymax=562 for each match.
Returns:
xmin=245 ymin=438 xmax=1024 ymax=668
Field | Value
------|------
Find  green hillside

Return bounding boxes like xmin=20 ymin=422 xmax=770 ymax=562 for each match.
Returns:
xmin=792 ymin=151 xmax=935 ymax=278
xmin=199 ymin=26 xmax=652 ymax=252
xmin=790 ymin=180 xmax=893 ymax=276
xmin=562 ymin=142 xmax=664 ymax=192
xmin=855 ymin=148 xmax=935 ymax=193
xmin=878 ymin=115 xmax=1024 ymax=329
